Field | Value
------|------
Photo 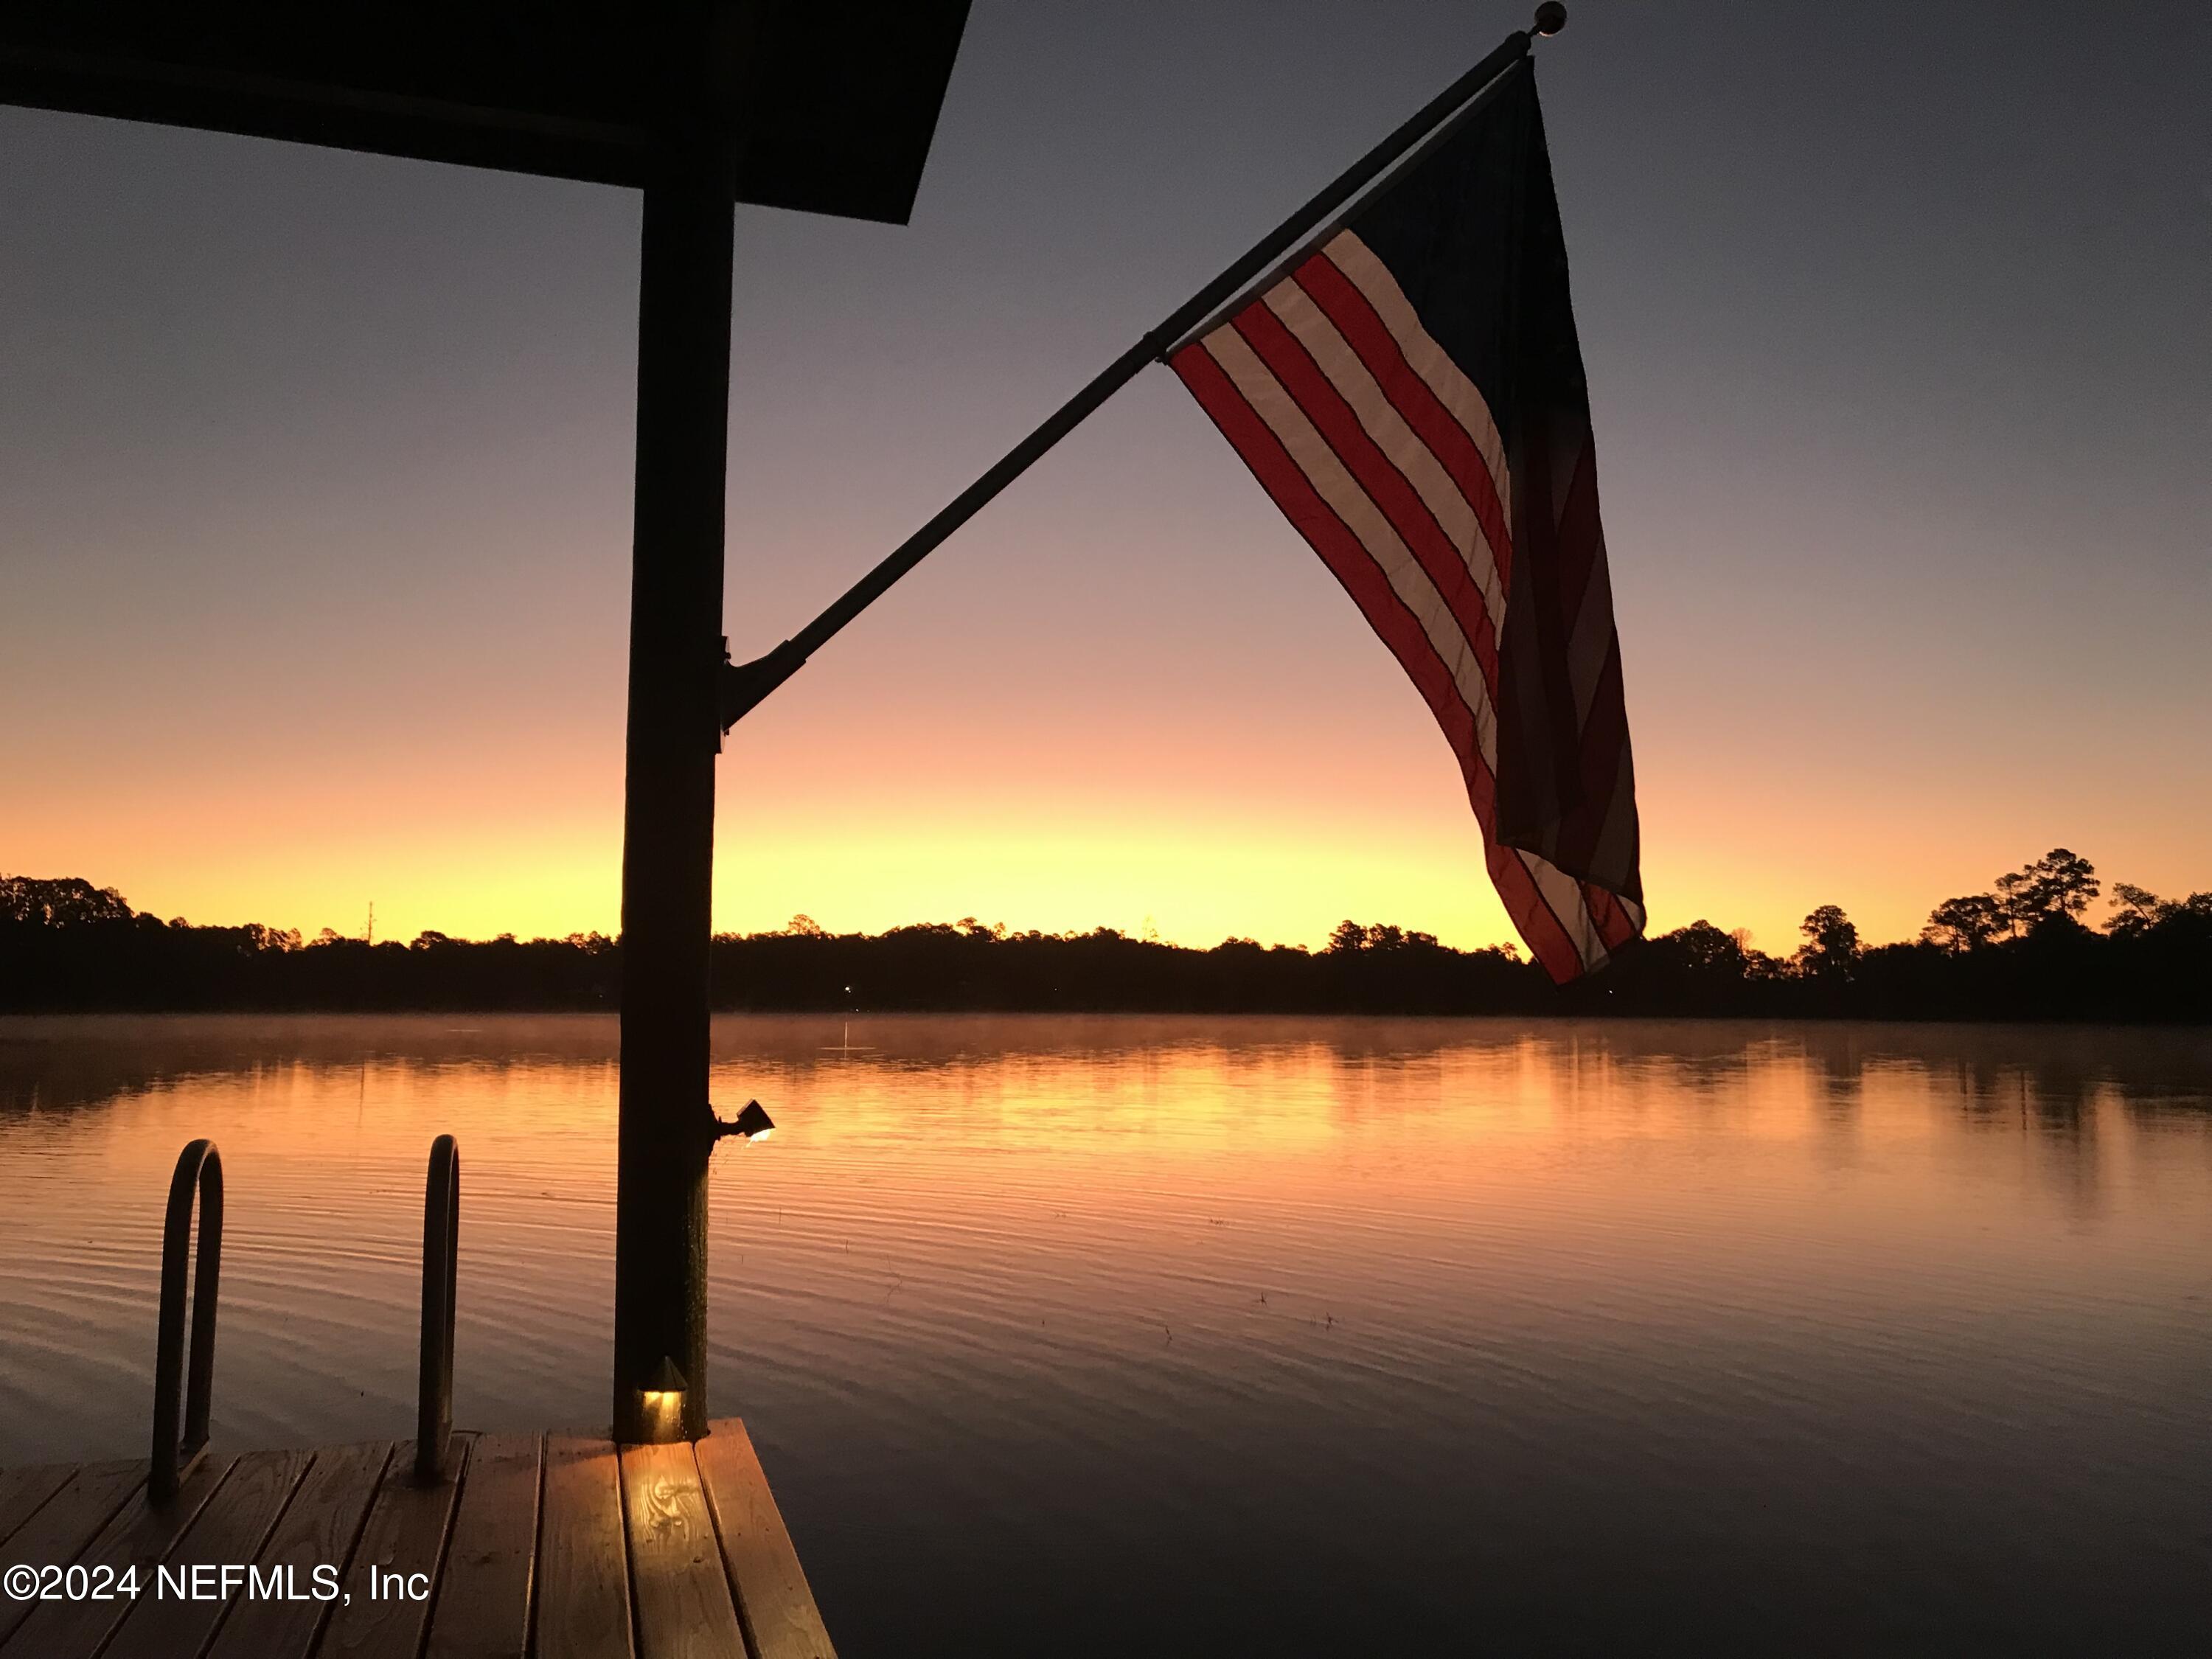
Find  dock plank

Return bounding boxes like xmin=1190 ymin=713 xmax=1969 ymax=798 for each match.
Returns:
xmin=622 ymin=1441 xmax=746 ymax=1659
xmin=201 ymin=1440 xmax=392 ymax=1659
xmin=315 ymin=1436 xmax=472 ymax=1659
xmin=0 ymin=1465 xmax=74 ymax=1550
xmin=536 ymin=1435 xmax=633 ymax=1659
xmin=100 ymin=1447 xmax=313 ymax=1659
xmin=0 ymin=1416 xmax=835 ymax=1659
xmin=0 ymin=1461 xmax=145 ymax=1646
xmin=0 ymin=1453 xmax=232 ymax=1659
xmin=697 ymin=1422 xmax=836 ymax=1659
xmin=421 ymin=1433 xmax=542 ymax=1659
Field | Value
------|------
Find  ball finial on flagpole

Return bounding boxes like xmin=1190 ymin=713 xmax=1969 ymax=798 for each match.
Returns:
xmin=1533 ymin=3 xmax=1568 ymax=36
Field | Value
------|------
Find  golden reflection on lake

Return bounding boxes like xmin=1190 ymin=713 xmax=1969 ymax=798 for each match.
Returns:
xmin=1 ymin=1014 xmax=2207 ymax=1654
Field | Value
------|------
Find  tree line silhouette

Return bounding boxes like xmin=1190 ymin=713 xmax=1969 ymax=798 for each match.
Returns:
xmin=2 ymin=848 xmax=2205 ymax=1021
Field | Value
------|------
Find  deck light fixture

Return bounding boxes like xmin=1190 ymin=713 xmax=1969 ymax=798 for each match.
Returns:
xmin=637 ymin=1356 xmax=688 ymax=1440
xmin=714 ymin=1099 xmax=776 ymax=1142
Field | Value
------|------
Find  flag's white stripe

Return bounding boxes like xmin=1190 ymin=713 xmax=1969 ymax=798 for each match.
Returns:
xmin=1203 ymin=327 xmax=1498 ymax=772
xmin=1323 ymin=231 xmax=1513 ymax=528
xmin=1258 ymin=278 xmax=1508 ymax=639
xmin=1518 ymin=849 xmax=1608 ymax=971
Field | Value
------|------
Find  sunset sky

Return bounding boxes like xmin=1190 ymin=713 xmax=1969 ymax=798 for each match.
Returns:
xmin=3 ymin=1 xmax=2207 ymax=956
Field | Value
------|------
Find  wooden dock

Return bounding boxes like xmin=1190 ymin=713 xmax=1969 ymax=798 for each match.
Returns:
xmin=0 ymin=1421 xmax=833 ymax=1659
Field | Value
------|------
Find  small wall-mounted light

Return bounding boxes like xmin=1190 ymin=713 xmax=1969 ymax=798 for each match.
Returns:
xmin=714 ymin=1099 xmax=775 ymax=1142
xmin=638 ymin=1355 xmax=687 ymax=1439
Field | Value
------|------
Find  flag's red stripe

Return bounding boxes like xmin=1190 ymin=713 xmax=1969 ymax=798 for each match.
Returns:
xmin=1504 ymin=850 xmax=1596 ymax=983
xmin=1588 ymin=883 xmax=1638 ymax=951
xmin=1517 ymin=852 xmax=1608 ymax=981
xmin=1580 ymin=883 xmax=1613 ymax=942
xmin=1481 ymin=822 xmax=1587 ymax=981
xmin=1294 ymin=251 xmax=1514 ymax=588
xmin=1583 ymin=883 xmax=1620 ymax=949
xmin=1228 ymin=301 xmax=1500 ymax=684
xmin=1171 ymin=342 xmax=1583 ymax=978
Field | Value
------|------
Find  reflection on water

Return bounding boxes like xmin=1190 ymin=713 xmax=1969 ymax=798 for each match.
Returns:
xmin=1 ymin=1014 xmax=2208 ymax=1653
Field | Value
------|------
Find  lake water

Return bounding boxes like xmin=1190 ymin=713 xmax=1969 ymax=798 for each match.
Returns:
xmin=1 ymin=1014 xmax=2207 ymax=1654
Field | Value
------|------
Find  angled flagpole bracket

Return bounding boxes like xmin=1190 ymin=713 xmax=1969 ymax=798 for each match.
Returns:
xmin=719 ymin=635 xmax=810 ymax=736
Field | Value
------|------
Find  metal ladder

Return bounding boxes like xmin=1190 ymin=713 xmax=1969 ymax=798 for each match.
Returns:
xmin=148 ymin=1133 xmax=460 ymax=1500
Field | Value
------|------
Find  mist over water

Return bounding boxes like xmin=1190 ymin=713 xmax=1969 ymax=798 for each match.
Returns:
xmin=1 ymin=1013 xmax=2207 ymax=1653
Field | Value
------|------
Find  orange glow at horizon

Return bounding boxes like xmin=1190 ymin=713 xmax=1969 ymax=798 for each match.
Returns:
xmin=10 ymin=700 xmax=2207 ymax=959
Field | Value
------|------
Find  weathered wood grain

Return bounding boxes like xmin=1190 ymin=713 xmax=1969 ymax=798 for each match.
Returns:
xmin=201 ymin=1440 xmax=391 ymax=1659
xmin=622 ymin=1440 xmax=745 ymax=1658
xmin=535 ymin=1435 xmax=633 ymax=1659
xmin=696 ymin=1422 xmax=836 ymax=1659
xmin=315 ymin=1437 xmax=471 ymax=1659
xmin=420 ymin=1432 xmax=542 ymax=1659
xmin=99 ymin=1446 xmax=313 ymax=1659
xmin=0 ymin=1453 xmax=230 ymax=1659
xmin=0 ymin=1461 xmax=145 ymax=1645
xmin=0 ymin=1464 xmax=74 ymax=1549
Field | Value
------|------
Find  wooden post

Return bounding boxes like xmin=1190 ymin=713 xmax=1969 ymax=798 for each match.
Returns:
xmin=613 ymin=143 xmax=733 ymax=1445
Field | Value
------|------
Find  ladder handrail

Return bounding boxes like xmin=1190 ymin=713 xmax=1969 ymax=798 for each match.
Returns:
xmin=415 ymin=1133 xmax=459 ymax=1482
xmin=150 ymin=1138 xmax=222 ymax=1503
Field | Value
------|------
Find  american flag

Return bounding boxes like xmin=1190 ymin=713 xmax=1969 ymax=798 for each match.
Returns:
xmin=1170 ymin=62 xmax=1643 ymax=982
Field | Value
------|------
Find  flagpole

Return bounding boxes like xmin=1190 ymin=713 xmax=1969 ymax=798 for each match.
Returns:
xmin=722 ymin=6 xmax=1565 ymax=731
